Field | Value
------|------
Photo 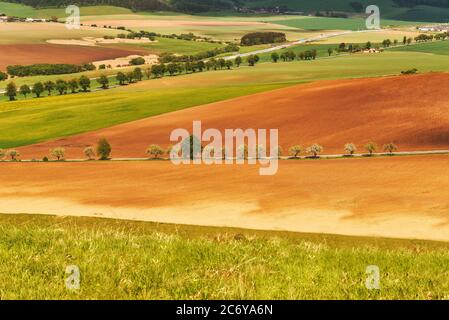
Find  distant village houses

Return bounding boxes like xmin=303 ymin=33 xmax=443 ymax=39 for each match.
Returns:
xmin=0 ymin=13 xmax=47 ymax=23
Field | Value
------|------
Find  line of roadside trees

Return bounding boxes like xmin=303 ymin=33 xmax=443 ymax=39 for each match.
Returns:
xmin=3 ymin=54 xmax=262 ymax=101
xmin=0 ymin=140 xmax=399 ymax=162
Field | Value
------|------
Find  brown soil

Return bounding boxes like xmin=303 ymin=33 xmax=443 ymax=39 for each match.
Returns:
xmin=0 ymin=44 xmax=145 ymax=70
xmin=2 ymin=156 xmax=449 ymax=241
xmin=18 ymin=72 xmax=449 ymax=159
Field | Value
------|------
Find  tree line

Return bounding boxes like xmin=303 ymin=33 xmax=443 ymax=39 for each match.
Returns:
xmin=5 ymin=0 xmax=237 ymax=13
xmin=241 ymin=32 xmax=287 ymax=46
xmin=0 ymin=139 xmax=400 ymax=162
xmin=6 ymin=63 xmax=96 ymax=77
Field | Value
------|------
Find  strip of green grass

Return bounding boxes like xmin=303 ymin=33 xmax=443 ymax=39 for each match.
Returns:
xmin=0 ymin=213 xmax=447 ymax=299
xmin=388 ymin=40 xmax=449 ymax=56
xmin=0 ymin=2 xmax=132 ymax=18
xmin=273 ymin=17 xmax=420 ymax=31
xmin=0 ymin=82 xmax=287 ymax=148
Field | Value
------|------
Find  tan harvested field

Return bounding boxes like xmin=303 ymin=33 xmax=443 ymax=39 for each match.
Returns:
xmin=18 ymin=73 xmax=449 ymax=158
xmin=0 ymin=44 xmax=144 ymax=70
xmin=2 ymin=156 xmax=449 ymax=241
xmin=0 ymin=22 xmax=121 ymax=44
xmin=82 ymin=17 xmax=278 ymax=28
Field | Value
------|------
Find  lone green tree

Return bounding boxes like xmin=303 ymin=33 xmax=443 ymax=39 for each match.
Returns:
xmin=44 ymin=81 xmax=55 ymax=96
xmin=32 ymin=82 xmax=44 ymax=98
xmin=68 ymin=79 xmax=79 ymax=93
xmin=133 ymin=67 xmax=143 ymax=81
xmin=383 ymin=143 xmax=398 ymax=154
xmin=247 ymin=55 xmax=257 ymax=66
xmin=79 ymin=75 xmax=91 ymax=92
xmin=98 ymin=74 xmax=109 ymax=89
xmin=97 ymin=138 xmax=111 ymax=160
xmin=19 ymin=84 xmax=31 ymax=98
xmin=6 ymin=149 xmax=20 ymax=161
xmin=83 ymin=146 xmax=95 ymax=160
xmin=116 ymin=72 xmax=126 ymax=85
xmin=344 ymin=143 xmax=357 ymax=156
xmin=288 ymin=145 xmax=302 ymax=158
xmin=55 ymin=79 xmax=68 ymax=95
xmin=0 ymin=71 xmax=7 ymax=81
xmin=235 ymin=56 xmax=242 ymax=67
xmin=271 ymin=52 xmax=279 ymax=62
xmin=146 ymin=144 xmax=165 ymax=159
xmin=50 ymin=147 xmax=65 ymax=161
xmin=306 ymin=144 xmax=323 ymax=158
xmin=5 ymin=82 xmax=17 ymax=101
xmin=364 ymin=142 xmax=377 ymax=156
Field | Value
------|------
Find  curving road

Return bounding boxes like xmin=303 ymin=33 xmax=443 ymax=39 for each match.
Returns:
xmin=223 ymin=29 xmax=385 ymax=60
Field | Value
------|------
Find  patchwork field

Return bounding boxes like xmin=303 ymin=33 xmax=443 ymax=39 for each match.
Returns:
xmin=3 ymin=51 xmax=449 ymax=148
xmin=1 ymin=3 xmax=448 ymax=301
xmin=81 ymin=14 xmax=307 ymax=41
xmin=15 ymin=72 xmax=449 ymax=158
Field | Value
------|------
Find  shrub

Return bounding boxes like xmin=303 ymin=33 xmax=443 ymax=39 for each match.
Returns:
xmin=146 ymin=144 xmax=165 ymax=159
xmin=288 ymin=145 xmax=302 ymax=158
xmin=42 ymin=156 xmax=49 ymax=162
xmin=97 ymin=138 xmax=111 ymax=160
xmin=5 ymin=82 xmax=17 ymax=101
xmin=0 ymin=71 xmax=7 ymax=81
xmin=383 ymin=143 xmax=398 ymax=154
xmin=344 ymin=143 xmax=357 ymax=156
xmin=6 ymin=149 xmax=20 ymax=161
xmin=306 ymin=144 xmax=323 ymax=158
xmin=83 ymin=146 xmax=95 ymax=160
xmin=50 ymin=147 xmax=65 ymax=161
xmin=364 ymin=142 xmax=377 ymax=156
xmin=129 ymin=57 xmax=146 ymax=65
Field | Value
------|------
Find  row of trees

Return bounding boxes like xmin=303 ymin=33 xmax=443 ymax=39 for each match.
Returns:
xmin=3 ymin=66 xmax=150 ymax=100
xmin=0 ymin=138 xmax=112 ymax=162
xmin=270 ymin=49 xmax=318 ymax=63
xmin=6 ymin=63 xmax=96 ymax=77
xmin=3 ymin=54 xmax=263 ymax=101
xmin=0 ymin=140 xmax=399 ymax=162
xmin=4 ymin=75 xmax=93 ymax=100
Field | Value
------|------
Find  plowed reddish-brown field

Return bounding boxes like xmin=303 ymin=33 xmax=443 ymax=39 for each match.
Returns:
xmin=18 ymin=72 xmax=449 ymax=158
xmin=2 ymin=156 xmax=449 ymax=241
xmin=0 ymin=44 xmax=144 ymax=70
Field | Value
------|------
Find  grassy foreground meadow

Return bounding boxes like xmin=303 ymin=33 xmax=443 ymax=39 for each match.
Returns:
xmin=0 ymin=214 xmax=448 ymax=299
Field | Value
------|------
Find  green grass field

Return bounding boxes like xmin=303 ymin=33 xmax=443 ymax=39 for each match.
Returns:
xmin=0 ymin=213 xmax=448 ymax=299
xmin=0 ymin=2 xmax=133 ymax=18
xmin=2 ymin=50 xmax=449 ymax=148
xmin=116 ymin=36 xmax=226 ymax=55
xmin=389 ymin=40 xmax=449 ymax=56
xmin=273 ymin=16 xmax=422 ymax=31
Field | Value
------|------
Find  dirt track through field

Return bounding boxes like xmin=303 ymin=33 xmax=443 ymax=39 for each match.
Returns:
xmin=2 ymin=156 xmax=449 ymax=241
xmin=18 ymin=72 xmax=449 ymax=159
